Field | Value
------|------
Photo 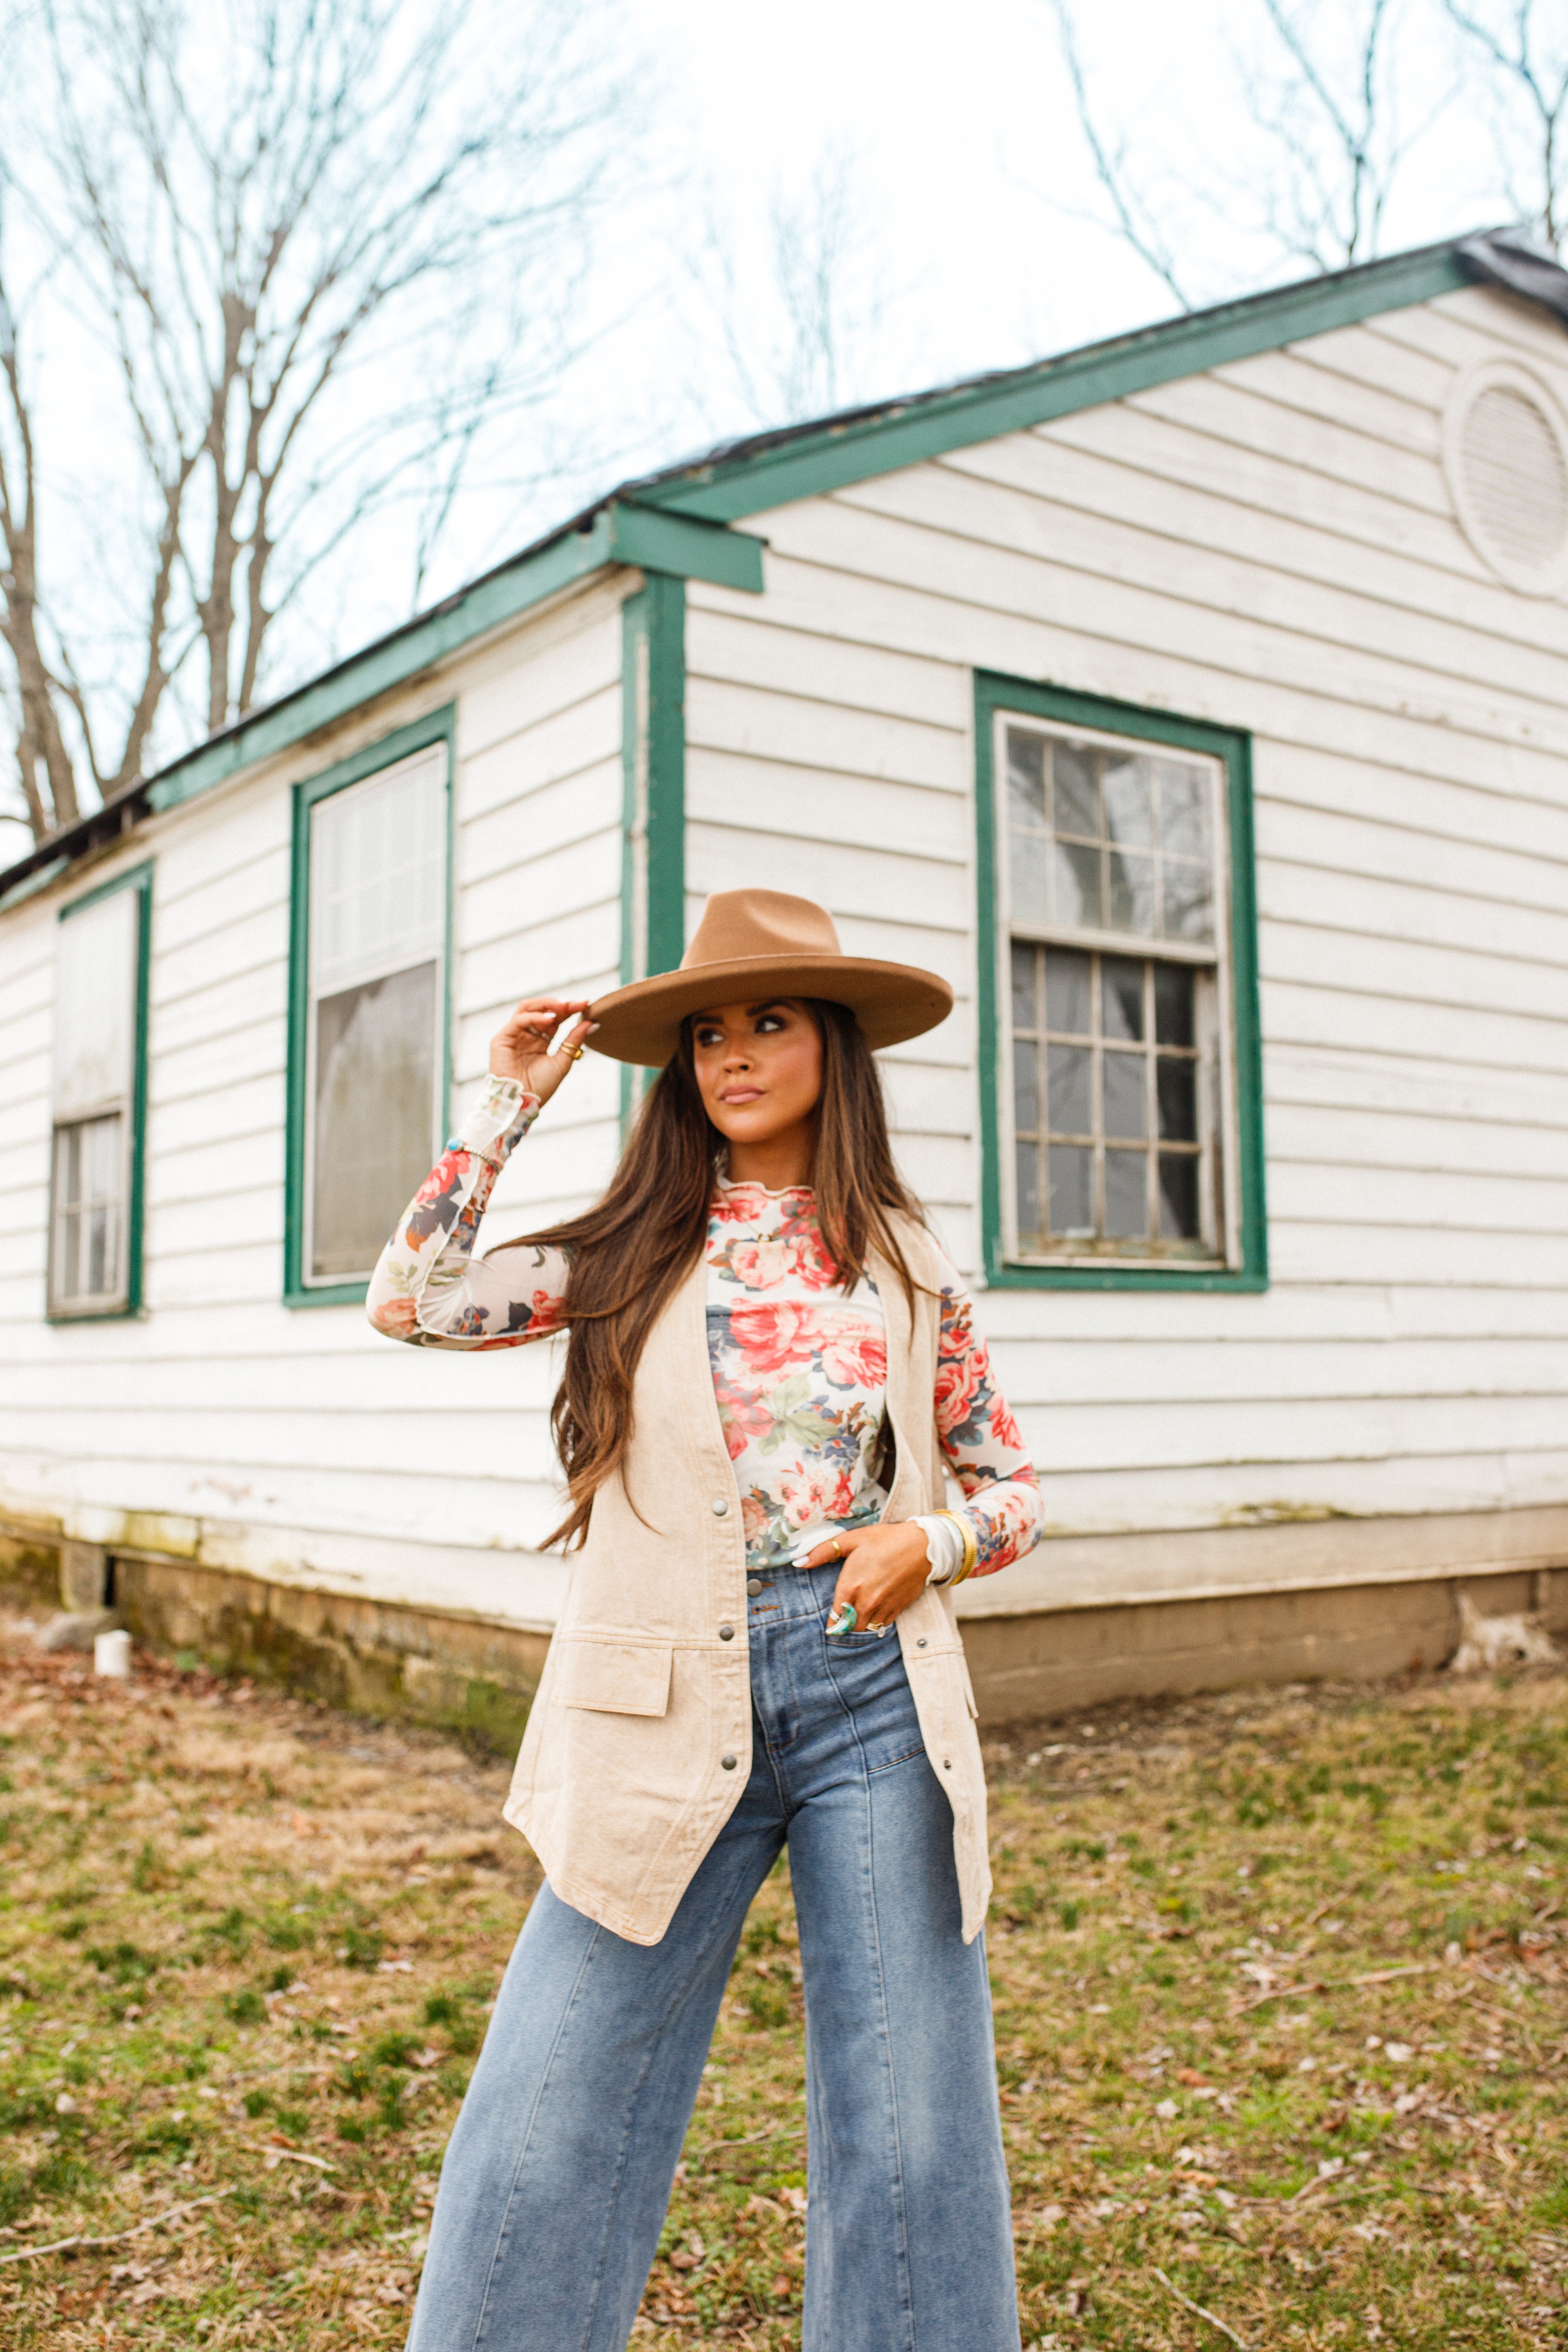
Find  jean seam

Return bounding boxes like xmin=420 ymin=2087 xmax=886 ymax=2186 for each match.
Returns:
xmin=468 ymin=1917 xmax=603 ymax=2351
xmin=857 ymin=1772 xmax=919 ymax=2352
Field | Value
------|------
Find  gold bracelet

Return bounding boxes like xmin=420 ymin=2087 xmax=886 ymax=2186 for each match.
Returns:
xmin=933 ymin=1509 xmax=978 ymax=1586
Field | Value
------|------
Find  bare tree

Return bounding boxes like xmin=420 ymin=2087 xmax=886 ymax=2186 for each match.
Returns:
xmin=1 ymin=0 xmax=637 ymax=844
xmin=685 ymin=140 xmax=911 ymax=433
xmin=1041 ymin=0 xmax=1448 ymax=306
xmin=1442 ymin=0 xmax=1568 ymax=250
xmin=1242 ymin=0 xmax=1409 ymax=270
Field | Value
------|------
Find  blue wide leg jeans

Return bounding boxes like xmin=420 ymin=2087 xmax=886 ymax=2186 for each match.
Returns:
xmin=406 ymin=1562 xmax=1020 ymax=2352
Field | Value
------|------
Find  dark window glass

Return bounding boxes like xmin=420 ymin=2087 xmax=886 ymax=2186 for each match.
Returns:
xmin=1006 ymin=729 xmax=1047 ymax=825
xmin=1158 ymin=1153 xmax=1200 ymax=1239
xmin=1011 ymin=940 xmax=1036 ymax=1033
xmin=1153 ymin=962 xmax=1195 ymax=1047
xmin=1101 ymin=956 xmax=1144 ymax=1042
xmin=1156 ymin=1057 xmax=1197 ymax=1142
xmin=1045 ymin=947 xmax=1092 ymax=1037
xmin=1013 ymin=1038 xmax=1039 ymax=1136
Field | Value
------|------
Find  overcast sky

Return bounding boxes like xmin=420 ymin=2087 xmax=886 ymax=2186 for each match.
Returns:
xmin=0 ymin=0 xmax=1542 ymax=859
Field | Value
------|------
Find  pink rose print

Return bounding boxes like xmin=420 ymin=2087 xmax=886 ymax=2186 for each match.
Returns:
xmin=413 ymin=1148 xmax=469 ymax=1208
xmin=526 ymin=1289 xmax=564 ymax=1338
xmin=369 ymin=1295 xmax=419 ymax=1337
xmin=933 ymin=1346 xmax=985 ymax=1436
xmin=819 ymin=1322 xmax=887 ymax=1390
xmin=729 ymin=1238 xmax=796 ymax=1290
xmin=780 ymin=1464 xmax=856 ymax=1529
xmin=729 ymin=1299 xmax=820 ymax=1380
xmin=988 ymin=1398 xmax=1025 ymax=1452
xmin=741 ymin=1492 xmax=771 ymax=1546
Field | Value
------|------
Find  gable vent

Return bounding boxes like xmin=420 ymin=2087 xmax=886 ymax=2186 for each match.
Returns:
xmin=1446 ymin=363 xmax=1568 ymax=596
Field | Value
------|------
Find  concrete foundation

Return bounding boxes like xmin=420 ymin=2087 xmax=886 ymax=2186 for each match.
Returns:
xmin=2 ymin=1510 xmax=1564 ymax=1748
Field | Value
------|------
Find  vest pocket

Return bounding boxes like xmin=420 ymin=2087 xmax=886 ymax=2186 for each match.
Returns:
xmin=557 ymin=1636 xmax=674 ymax=1717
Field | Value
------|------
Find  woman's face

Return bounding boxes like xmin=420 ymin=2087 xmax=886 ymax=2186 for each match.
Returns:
xmin=691 ymin=999 xmax=823 ymax=1149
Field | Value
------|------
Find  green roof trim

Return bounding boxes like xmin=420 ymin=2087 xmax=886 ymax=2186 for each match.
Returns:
xmin=638 ymin=243 xmax=1475 ymax=524
xmin=144 ymin=502 xmax=763 ymax=820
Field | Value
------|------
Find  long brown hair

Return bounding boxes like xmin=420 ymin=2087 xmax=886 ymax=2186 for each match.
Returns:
xmin=498 ymin=999 xmax=925 ymax=1549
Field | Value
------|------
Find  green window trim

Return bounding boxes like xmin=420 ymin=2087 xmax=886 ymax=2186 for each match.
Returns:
xmin=284 ymin=706 xmax=456 ymax=1309
xmin=618 ymin=572 xmax=688 ymax=1133
xmin=974 ymin=671 xmax=1266 ymax=1292
xmin=47 ymin=859 xmax=154 ymax=1324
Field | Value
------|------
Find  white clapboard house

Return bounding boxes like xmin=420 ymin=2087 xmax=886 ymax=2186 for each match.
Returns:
xmin=2 ymin=228 xmax=1566 ymax=1732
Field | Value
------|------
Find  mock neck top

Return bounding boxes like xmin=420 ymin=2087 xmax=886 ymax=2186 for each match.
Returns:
xmin=366 ymin=1075 xmax=1042 ymax=1577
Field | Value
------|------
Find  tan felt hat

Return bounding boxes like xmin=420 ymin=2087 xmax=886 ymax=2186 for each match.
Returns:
xmin=587 ymin=889 xmax=954 ymax=1068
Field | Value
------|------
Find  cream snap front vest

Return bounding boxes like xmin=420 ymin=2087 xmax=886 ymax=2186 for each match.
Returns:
xmin=502 ymin=1213 xmax=991 ymax=1946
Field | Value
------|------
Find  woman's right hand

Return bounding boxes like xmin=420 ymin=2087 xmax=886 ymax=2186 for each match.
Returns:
xmin=489 ymin=997 xmax=598 ymax=1107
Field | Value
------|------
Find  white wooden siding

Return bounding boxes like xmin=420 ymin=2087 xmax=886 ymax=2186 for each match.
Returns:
xmin=0 ymin=575 xmax=625 ymax=1623
xmin=686 ymin=278 xmax=1568 ymax=1547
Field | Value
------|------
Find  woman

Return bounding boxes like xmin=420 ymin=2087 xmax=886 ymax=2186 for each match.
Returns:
xmin=369 ymin=889 xmax=1044 ymax=2352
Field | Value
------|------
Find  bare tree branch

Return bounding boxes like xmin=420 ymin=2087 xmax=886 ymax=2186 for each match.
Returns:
xmin=1044 ymin=0 xmax=1194 ymax=310
xmin=1442 ymin=0 xmax=1568 ymax=250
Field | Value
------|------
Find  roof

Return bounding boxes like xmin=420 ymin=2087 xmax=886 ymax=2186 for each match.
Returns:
xmin=4 ymin=225 xmax=1564 ymax=911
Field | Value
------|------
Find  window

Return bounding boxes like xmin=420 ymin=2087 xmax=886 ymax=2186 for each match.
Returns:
xmin=48 ymin=865 xmax=151 ymax=1318
xmin=286 ymin=716 xmax=452 ymax=1303
xmin=976 ymin=675 xmax=1265 ymax=1291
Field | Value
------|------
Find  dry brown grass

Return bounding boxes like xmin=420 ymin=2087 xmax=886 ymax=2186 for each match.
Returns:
xmin=0 ymin=1603 xmax=1564 ymax=2349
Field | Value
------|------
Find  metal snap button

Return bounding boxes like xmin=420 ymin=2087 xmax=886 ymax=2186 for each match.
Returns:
xmin=719 ymin=1625 xmax=735 ymax=1641
xmin=943 ymin=1758 xmax=952 ymax=1769
xmin=746 ymin=1578 xmax=763 ymax=1597
xmin=711 ymin=1498 xmax=730 ymax=1517
xmin=721 ymin=1753 xmax=737 ymax=1770
xmin=916 ymin=1637 xmax=927 ymax=1648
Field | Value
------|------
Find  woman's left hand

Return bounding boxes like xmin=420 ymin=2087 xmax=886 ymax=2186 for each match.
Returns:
xmin=800 ymin=1521 xmax=933 ymax=1633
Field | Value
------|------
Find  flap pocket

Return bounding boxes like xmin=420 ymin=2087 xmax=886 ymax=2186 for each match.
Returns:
xmin=557 ymin=1637 xmax=673 ymax=1718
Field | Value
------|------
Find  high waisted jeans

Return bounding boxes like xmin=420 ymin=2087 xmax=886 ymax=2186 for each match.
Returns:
xmin=406 ymin=1560 xmax=1020 ymax=2352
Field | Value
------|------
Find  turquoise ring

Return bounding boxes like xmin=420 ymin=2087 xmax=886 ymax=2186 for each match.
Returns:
xmin=825 ymin=1601 xmax=857 ymax=1637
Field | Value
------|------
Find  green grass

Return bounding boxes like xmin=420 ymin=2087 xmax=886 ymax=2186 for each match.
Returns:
xmin=0 ymin=1612 xmax=1564 ymax=2347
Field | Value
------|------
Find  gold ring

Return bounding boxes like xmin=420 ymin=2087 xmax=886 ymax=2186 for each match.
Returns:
xmin=829 ymin=1536 xmax=842 ymax=1559
xmin=563 ymin=1044 xmax=585 ymax=1062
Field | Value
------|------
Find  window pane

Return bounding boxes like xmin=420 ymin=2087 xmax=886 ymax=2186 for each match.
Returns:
xmin=1159 ymin=1153 xmax=1200 ymax=1239
xmin=1011 ymin=940 xmax=1037 ymax=1033
xmin=1012 ymin=1038 xmax=1039 ymax=1136
xmin=1104 ymin=1147 xmax=1148 ymax=1238
xmin=1162 ymin=861 xmax=1214 ymax=943
xmin=1052 ymin=839 xmax=1102 ymax=928
xmin=1102 ymin=1049 xmax=1146 ymax=1140
xmin=55 ymin=889 xmax=138 ymax=1121
xmin=311 ymin=962 xmax=438 ymax=1280
xmin=1015 ymin=1141 xmax=1042 ymax=1243
xmin=1044 ymin=947 xmax=1092 ymax=1037
xmin=1047 ymin=1044 xmax=1092 ymax=1136
xmin=1052 ymin=742 xmax=1099 ymax=838
xmin=1101 ymin=956 xmax=1144 ymax=1042
xmin=1048 ymin=1144 xmax=1093 ymax=1235
xmin=1009 ymin=827 xmax=1050 ymax=926
xmin=1153 ymin=962 xmax=1195 ymax=1047
xmin=53 ymin=1112 xmax=123 ymax=1306
xmin=311 ymin=748 xmax=445 ymax=995
xmin=1102 ymin=754 xmax=1154 ymax=848
xmin=1158 ymin=761 xmax=1211 ymax=860
xmin=1108 ymin=848 xmax=1157 ymax=934
xmin=1006 ymin=730 xmax=1047 ymax=826
xmin=1157 ymin=1057 xmax=1197 ymax=1141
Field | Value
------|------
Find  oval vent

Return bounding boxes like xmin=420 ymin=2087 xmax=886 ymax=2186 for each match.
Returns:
xmin=1446 ymin=363 xmax=1568 ymax=595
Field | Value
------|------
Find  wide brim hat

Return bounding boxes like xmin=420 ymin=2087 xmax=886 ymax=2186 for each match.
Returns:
xmin=587 ymin=889 xmax=954 ymax=1069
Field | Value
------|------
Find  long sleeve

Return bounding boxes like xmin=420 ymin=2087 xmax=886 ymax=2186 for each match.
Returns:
xmin=930 ymin=1253 xmax=1044 ymax=1577
xmin=365 ymin=1075 xmax=571 ymax=1349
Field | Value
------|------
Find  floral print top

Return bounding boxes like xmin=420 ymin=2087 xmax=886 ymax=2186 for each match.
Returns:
xmin=367 ymin=1076 xmax=1044 ymax=1576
